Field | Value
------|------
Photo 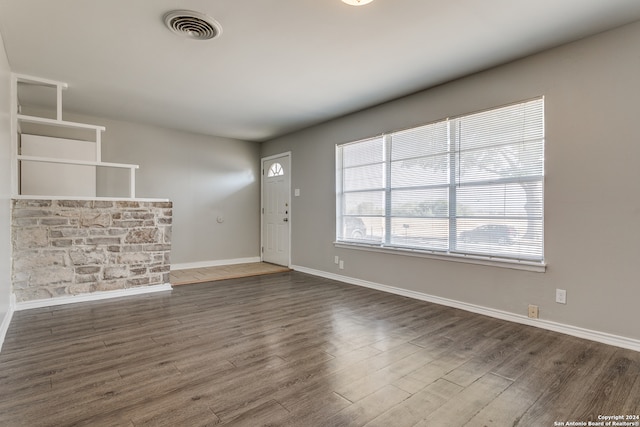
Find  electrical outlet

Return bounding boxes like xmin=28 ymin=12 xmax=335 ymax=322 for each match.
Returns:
xmin=339 ymin=260 xmax=344 ymax=270
xmin=528 ymin=304 xmax=539 ymax=319
xmin=334 ymin=256 xmax=340 ymax=264
xmin=556 ymin=289 xmax=567 ymax=304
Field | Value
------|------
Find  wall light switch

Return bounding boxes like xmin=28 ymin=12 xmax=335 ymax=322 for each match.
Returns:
xmin=294 ymin=189 xmax=300 ymax=197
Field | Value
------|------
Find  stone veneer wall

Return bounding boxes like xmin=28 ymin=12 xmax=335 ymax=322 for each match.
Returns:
xmin=11 ymin=199 xmax=172 ymax=302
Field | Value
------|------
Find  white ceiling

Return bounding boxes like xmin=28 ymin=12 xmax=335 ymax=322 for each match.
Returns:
xmin=2 ymin=1 xmax=640 ymax=142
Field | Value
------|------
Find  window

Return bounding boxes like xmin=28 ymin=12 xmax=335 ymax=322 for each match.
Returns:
xmin=267 ymin=162 xmax=284 ymax=177
xmin=336 ymin=98 xmax=544 ymax=264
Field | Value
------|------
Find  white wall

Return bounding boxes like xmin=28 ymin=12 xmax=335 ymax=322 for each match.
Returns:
xmin=262 ymin=21 xmax=640 ymax=341
xmin=0 ymin=30 xmax=14 ymax=343
xmin=57 ymin=112 xmax=261 ymax=265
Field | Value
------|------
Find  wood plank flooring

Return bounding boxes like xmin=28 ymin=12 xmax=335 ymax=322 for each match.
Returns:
xmin=170 ymin=262 xmax=291 ymax=285
xmin=0 ymin=271 xmax=638 ymax=426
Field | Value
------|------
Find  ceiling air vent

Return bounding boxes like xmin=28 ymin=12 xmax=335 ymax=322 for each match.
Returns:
xmin=163 ymin=10 xmax=222 ymax=40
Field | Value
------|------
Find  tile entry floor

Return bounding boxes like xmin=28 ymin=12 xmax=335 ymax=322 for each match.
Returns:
xmin=170 ymin=262 xmax=291 ymax=286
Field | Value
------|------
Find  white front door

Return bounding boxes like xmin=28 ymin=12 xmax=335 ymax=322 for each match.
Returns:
xmin=261 ymin=153 xmax=291 ymax=266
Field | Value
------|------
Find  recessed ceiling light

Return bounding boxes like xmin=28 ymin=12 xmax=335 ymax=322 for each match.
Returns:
xmin=164 ymin=10 xmax=222 ymax=40
xmin=342 ymin=0 xmax=374 ymax=6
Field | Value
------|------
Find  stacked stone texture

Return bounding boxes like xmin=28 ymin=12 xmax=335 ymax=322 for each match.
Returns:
xmin=12 ymin=199 xmax=172 ymax=302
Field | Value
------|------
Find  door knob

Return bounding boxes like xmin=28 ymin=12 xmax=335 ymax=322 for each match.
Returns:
xmin=283 ymin=218 xmax=288 ymax=222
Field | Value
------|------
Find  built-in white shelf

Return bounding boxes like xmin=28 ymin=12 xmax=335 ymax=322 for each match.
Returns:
xmin=13 ymin=195 xmax=169 ymax=202
xmin=17 ymin=114 xmax=106 ymax=131
xmin=17 ymin=155 xmax=138 ymax=170
xmin=11 ymin=73 xmax=140 ymax=198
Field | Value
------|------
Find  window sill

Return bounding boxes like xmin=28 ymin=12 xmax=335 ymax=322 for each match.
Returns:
xmin=333 ymin=241 xmax=546 ymax=273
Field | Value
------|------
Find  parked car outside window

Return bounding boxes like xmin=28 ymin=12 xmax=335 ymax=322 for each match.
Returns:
xmin=459 ymin=224 xmax=517 ymax=245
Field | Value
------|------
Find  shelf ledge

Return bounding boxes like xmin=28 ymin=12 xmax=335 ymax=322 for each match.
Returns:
xmin=17 ymin=155 xmax=139 ymax=169
xmin=17 ymin=114 xmax=105 ymax=132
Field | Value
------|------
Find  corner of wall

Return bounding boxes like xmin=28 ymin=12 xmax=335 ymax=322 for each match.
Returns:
xmin=0 ymin=26 xmax=15 ymax=355
xmin=0 ymin=293 xmax=16 ymax=353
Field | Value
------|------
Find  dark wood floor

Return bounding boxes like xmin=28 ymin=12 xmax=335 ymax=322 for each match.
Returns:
xmin=1 ymin=272 xmax=638 ymax=426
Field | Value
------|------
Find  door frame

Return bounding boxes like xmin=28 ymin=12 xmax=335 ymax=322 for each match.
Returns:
xmin=260 ymin=151 xmax=292 ymax=267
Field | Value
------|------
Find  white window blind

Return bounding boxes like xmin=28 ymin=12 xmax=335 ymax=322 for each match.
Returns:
xmin=336 ymin=98 xmax=544 ymax=262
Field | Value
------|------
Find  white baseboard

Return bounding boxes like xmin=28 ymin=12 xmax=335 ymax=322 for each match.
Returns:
xmin=292 ymin=265 xmax=640 ymax=353
xmin=14 ymin=283 xmax=173 ymax=311
xmin=171 ymin=257 xmax=261 ymax=271
xmin=0 ymin=294 xmax=16 ymax=353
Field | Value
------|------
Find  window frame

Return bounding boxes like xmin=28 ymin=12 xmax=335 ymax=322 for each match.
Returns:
xmin=335 ymin=98 xmax=546 ymax=272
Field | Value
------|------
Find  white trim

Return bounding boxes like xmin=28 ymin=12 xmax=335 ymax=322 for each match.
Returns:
xmin=13 ymin=284 xmax=172 ymax=311
xmin=261 ymin=151 xmax=293 ymax=163
xmin=10 ymin=74 xmax=18 ymax=195
xmin=0 ymin=294 xmax=16 ymax=353
xmin=13 ymin=73 xmax=69 ymax=88
xmin=13 ymin=195 xmax=169 ymax=202
xmin=334 ymin=242 xmax=546 ymax=273
xmin=292 ymin=265 xmax=640 ymax=353
xmin=261 ymin=152 xmax=292 ymax=267
xmin=171 ymin=257 xmax=261 ymax=271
